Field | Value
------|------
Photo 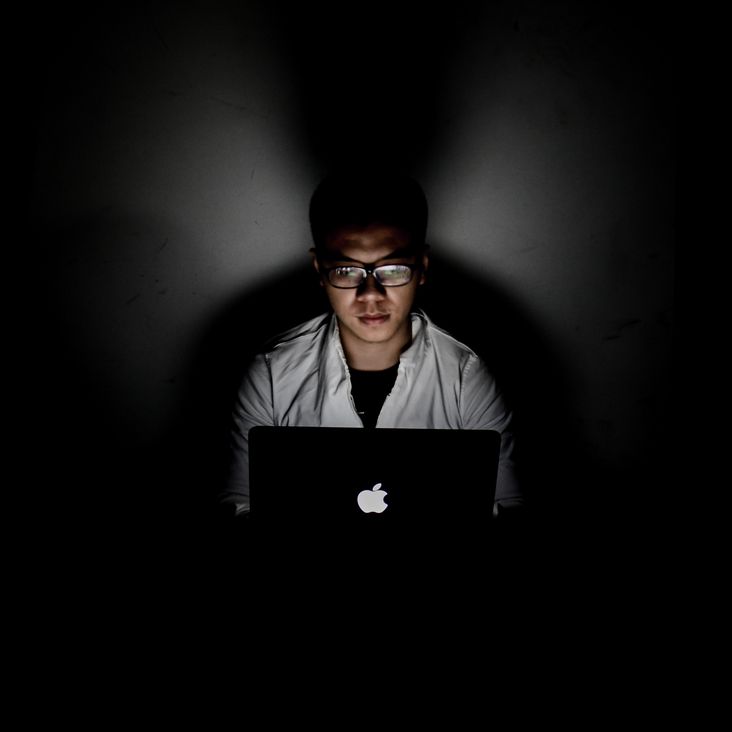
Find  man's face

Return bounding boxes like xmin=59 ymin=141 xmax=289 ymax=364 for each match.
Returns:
xmin=313 ymin=224 xmax=428 ymax=353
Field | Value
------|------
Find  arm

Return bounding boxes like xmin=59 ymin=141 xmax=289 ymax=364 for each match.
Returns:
xmin=460 ymin=354 xmax=524 ymax=515
xmin=220 ymin=353 xmax=275 ymax=516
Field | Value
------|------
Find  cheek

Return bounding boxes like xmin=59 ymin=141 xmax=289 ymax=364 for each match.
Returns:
xmin=393 ymin=284 xmax=419 ymax=308
xmin=325 ymin=288 xmax=352 ymax=310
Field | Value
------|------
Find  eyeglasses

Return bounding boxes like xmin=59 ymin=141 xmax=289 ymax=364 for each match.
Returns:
xmin=320 ymin=263 xmax=418 ymax=289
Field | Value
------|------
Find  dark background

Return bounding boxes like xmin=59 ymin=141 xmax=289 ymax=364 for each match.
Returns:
xmin=24 ymin=0 xmax=675 ymax=573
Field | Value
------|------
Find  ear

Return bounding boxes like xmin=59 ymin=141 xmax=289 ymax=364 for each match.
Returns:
xmin=310 ymin=247 xmax=324 ymax=286
xmin=419 ymin=250 xmax=429 ymax=285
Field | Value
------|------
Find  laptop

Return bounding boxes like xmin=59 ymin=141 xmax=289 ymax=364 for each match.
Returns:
xmin=248 ymin=426 xmax=500 ymax=556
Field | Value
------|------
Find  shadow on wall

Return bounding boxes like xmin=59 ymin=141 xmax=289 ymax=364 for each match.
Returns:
xmin=33 ymin=212 xmax=193 ymax=552
xmin=33 ymin=212 xmax=597 ymax=556
xmin=170 ymin=248 xmax=590 ymax=538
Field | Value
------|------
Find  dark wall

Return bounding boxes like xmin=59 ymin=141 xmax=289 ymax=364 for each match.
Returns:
xmin=27 ymin=1 xmax=674 ymax=560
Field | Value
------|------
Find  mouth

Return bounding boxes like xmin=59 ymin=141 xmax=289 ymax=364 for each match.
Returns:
xmin=358 ymin=313 xmax=390 ymax=326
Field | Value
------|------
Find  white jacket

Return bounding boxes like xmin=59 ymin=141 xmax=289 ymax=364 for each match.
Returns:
xmin=224 ymin=309 xmax=522 ymax=514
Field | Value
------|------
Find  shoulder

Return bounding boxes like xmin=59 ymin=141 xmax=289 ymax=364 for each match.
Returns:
xmin=416 ymin=310 xmax=481 ymax=367
xmin=260 ymin=312 xmax=333 ymax=364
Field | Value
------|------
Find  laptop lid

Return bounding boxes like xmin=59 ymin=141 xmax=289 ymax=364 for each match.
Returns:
xmin=248 ymin=426 xmax=500 ymax=538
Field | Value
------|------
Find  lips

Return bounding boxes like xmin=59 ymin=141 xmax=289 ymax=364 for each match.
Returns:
xmin=358 ymin=313 xmax=389 ymax=326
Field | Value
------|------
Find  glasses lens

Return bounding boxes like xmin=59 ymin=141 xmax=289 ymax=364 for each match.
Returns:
xmin=328 ymin=266 xmax=365 ymax=287
xmin=374 ymin=264 xmax=413 ymax=286
xmin=326 ymin=264 xmax=414 ymax=287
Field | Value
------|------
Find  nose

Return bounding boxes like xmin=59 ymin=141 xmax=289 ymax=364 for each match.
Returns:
xmin=356 ymin=271 xmax=386 ymax=300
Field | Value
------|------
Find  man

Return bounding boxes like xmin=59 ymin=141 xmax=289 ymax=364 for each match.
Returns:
xmin=222 ymin=170 xmax=523 ymax=518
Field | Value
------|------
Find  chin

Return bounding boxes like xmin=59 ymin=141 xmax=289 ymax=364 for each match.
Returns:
xmin=351 ymin=319 xmax=395 ymax=340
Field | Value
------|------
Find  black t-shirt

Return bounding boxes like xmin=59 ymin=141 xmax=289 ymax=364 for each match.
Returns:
xmin=348 ymin=363 xmax=399 ymax=429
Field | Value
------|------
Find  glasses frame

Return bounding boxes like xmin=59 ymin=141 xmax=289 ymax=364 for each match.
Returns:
xmin=319 ymin=262 xmax=420 ymax=289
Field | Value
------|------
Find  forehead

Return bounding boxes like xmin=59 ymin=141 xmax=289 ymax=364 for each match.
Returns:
xmin=321 ymin=225 xmax=414 ymax=262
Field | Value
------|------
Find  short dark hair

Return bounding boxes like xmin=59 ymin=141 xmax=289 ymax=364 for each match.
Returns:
xmin=309 ymin=169 xmax=428 ymax=253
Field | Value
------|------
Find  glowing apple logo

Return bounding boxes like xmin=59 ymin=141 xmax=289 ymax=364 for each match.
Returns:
xmin=357 ymin=483 xmax=388 ymax=514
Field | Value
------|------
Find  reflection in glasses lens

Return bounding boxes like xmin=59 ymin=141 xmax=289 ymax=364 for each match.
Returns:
xmin=327 ymin=264 xmax=415 ymax=288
